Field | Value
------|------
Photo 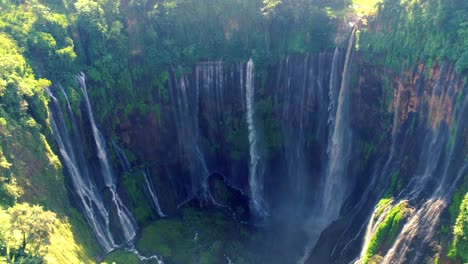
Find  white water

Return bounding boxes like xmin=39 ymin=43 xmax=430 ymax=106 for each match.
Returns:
xmin=299 ymin=28 xmax=356 ymax=264
xmin=354 ymin=200 xmax=394 ymax=264
xmin=57 ymin=84 xmax=73 ymax=112
xmin=171 ymin=71 xmax=210 ymax=202
xmin=112 ymin=140 xmax=165 ymax=217
xmin=381 ymin=92 xmax=468 ymax=264
xmin=142 ymin=170 xmax=166 ymax=217
xmin=322 ymin=28 xmax=355 ymax=216
xmin=225 ymin=254 xmax=234 ymax=264
xmin=245 ymin=58 xmax=268 ymax=218
xmin=76 ymin=72 xmax=137 ymax=243
xmin=47 ymin=87 xmax=117 ymax=252
xmin=354 ymin=63 xmax=467 ymax=264
xmin=127 ymin=243 xmax=165 ymax=264
xmin=112 ymin=140 xmax=132 ymax=172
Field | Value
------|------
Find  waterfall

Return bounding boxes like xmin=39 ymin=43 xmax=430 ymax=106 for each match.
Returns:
xmin=143 ymin=169 xmax=166 ymax=217
xmin=112 ymin=140 xmax=132 ymax=172
xmin=299 ymin=28 xmax=355 ymax=264
xmin=246 ymin=58 xmax=268 ymax=218
xmin=322 ymin=28 xmax=355 ymax=216
xmin=76 ymin=72 xmax=137 ymax=244
xmin=112 ymin=140 xmax=166 ymax=217
xmin=126 ymin=243 xmax=165 ymax=264
xmin=170 ymin=70 xmax=210 ymax=203
xmin=169 ymin=61 xmax=248 ymax=206
xmin=354 ymin=201 xmax=394 ymax=264
xmin=381 ymin=88 xmax=468 ymax=264
xmin=351 ymin=63 xmax=468 ymax=263
xmin=47 ymin=87 xmax=117 ymax=252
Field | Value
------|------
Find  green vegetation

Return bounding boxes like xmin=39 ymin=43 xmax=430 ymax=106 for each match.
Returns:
xmin=256 ymin=98 xmax=283 ymax=158
xmin=351 ymin=0 xmax=383 ymax=17
xmin=0 ymin=0 xmax=465 ymax=262
xmin=0 ymin=92 xmax=98 ymax=263
xmin=448 ymin=193 xmax=468 ymax=262
xmin=364 ymin=200 xmax=412 ymax=263
xmin=136 ymin=208 xmax=261 ymax=264
xmin=449 ymin=177 xmax=468 ymax=225
xmin=359 ymin=0 xmax=468 ymax=73
xmin=0 ymin=203 xmax=97 ymax=263
xmin=384 ymin=171 xmax=403 ymax=197
xmin=448 ymin=175 xmax=468 ymax=262
xmin=360 ymin=142 xmax=376 ymax=169
xmin=225 ymin=114 xmax=249 ymax=161
xmin=0 ymin=2 xmax=100 ymax=262
xmin=102 ymin=250 xmax=140 ymax=264
xmin=121 ymin=171 xmax=156 ymax=225
xmin=374 ymin=198 xmax=392 ymax=219
xmin=0 ymin=0 xmax=338 ymax=261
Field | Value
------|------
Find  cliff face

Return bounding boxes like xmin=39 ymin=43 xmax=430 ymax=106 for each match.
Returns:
xmin=40 ymin=41 xmax=461 ymax=262
xmin=308 ymin=59 xmax=466 ymax=264
xmin=1 ymin=0 xmax=465 ymax=262
xmin=91 ymin=47 xmax=465 ymax=262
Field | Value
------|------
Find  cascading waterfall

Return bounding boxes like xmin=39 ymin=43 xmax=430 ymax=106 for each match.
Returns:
xmin=299 ymin=28 xmax=355 ymax=264
xmin=245 ymin=58 xmax=268 ymax=218
xmin=169 ymin=70 xmax=210 ymax=204
xmin=351 ymin=102 xmax=408 ymax=264
xmin=112 ymin=140 xmax=132 ymax=172
xmin=353 ymin=62 xmax=467 ymax=264
xmin=322 ymin=28 xmax=355 ymax=219
xmin=381 ymin=77 xmax=467 ymax=264
xmin=76 ymin=72 xmax=137 ymax=244
xmin=47 ymin=87 xmax=116 ymax=252
xmin=143 ymin=169 xmax=166 ymax=217
xmin=271 ymin=52 xmax=335 ymax=214
xmin=354 ymin=200 xmax=394 ymax=264
xmin=69 ymin=40 xmax=462 ymax=263
xmin=168 ymin=61 xmax=250 ymax=206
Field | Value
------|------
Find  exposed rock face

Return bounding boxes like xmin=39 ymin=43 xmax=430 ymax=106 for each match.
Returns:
xmin=390 ymin=63 xmax=462 ymax=132
xmin=307 ymin=60 xmax=466 ymax=264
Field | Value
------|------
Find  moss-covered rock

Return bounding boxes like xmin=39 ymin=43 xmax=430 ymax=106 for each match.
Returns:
xmin=364 ymin=200 xmax=413 ymax=263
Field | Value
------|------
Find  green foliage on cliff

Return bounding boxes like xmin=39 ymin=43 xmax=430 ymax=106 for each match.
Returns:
xmin=359 ymin=0 xmax=468 ymax=73
xmin=0 ymin=2 xmax=100 ymax=262
xmin=70 ymin=0 xmax=339 ymax=123
xmin=384 ymin=171 xmax=402 ymax=197
xmin=0 ymin=0 xmax=77 ymax=82
xmin=256 ymin=98 xmax=283 ymax=157
xmin=0 ymin=203 xmax=98 ymax=263
xmin=449 ymin=192 xmax=468 ymax=262
xmin=121 ymin=171 xmax=156 ymax=225
xmin=449 ymin=178 xmax=468 ymax=225
xmin=364 ymin=200 xmax=411 ymax=263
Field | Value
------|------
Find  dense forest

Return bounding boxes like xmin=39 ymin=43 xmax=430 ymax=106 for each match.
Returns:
xmin=0 ymin=0 xmax=466 ymax=263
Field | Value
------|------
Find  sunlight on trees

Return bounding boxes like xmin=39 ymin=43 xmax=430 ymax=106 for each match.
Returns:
xmin=0 ymin=203 xmax=58 ymax=262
